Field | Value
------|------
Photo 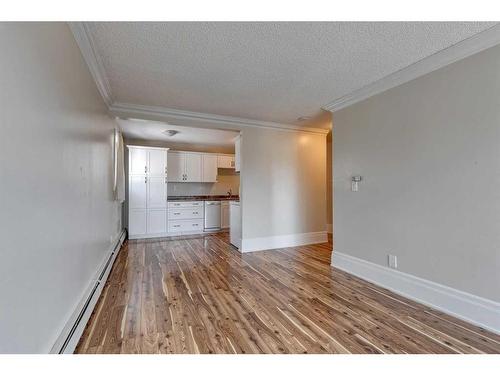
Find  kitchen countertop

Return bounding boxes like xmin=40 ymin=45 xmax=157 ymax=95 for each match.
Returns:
xmin=167 ymin=195 xmax=239 ymax=202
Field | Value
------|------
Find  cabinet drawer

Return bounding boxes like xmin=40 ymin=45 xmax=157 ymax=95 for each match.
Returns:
xmin=168 ymin=201 xmax=203 ymax=208
xmin=169 ymin=219 xmax=204 ymax=233
xmin=168 ymin=207 xmax=204 ymax=220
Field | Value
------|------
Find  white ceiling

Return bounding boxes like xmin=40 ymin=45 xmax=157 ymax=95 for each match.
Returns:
xmin=117 ymin=118 xmax=239 ymax=146
xmin=86 ymin=22 xmax=496 ymax=126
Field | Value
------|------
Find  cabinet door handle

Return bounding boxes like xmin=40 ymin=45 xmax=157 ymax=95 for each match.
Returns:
xmin=193 ymin=212 xmax=198 ymax=214
xmin=193 ymin=224 xmax=198 ymax=227
xmin=165 ymin=177 xmax=167 ymax=183
xmin=165 ymin=167 xmax=167 ymax=174
xmin=173 ymin=224 xmax=180 ymax=228
xmin=145 ymin=166 xmax=147 ymax=173
xmin=144 ymin=177 xmax=147 ymax=183
xmin=174 ymin=212 xmax=180 ymax=215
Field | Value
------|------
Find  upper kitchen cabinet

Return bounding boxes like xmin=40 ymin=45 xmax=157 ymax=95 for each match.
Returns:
xmin=234 ymin=134 xmax=241 ymax=172
xmin=202 ymin=154 xmax=218 ymax=183
xmin=185 ymin=153 xmax=202 ymax=182
xmin=129 ymin=147 xmax=148 ymax=175
xmin=167 ymin=152 xmax=184 ymax=182
xmin=148 ymin=148 xmax=168 ymax=175
xmin=217 ymin=154 xmax=235 ymax=169
xmin=129 ymin=146 xmax=167 ymax=175
xmin=168 ymin=151 xmax=203 ymax=182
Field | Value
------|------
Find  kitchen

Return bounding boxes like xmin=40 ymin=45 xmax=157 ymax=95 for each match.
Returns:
xmin=122 ymin=119 xmax=242 ymax=249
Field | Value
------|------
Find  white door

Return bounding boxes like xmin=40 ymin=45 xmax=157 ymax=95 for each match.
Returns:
xmin=202 ymin=154 xmax=218 ymax=182
xmin=147 ymin=209 xmax=167 ymax=234
xmin=129 ymin=147 xmax=148 ymax=175
xmin=129 ymin=175 xmax=147 ymax=209
xmin=148 ymin=176 xmax=167 ymax=208
xmin=148 ymin=149 xmax=167 ymax=175
xmin=167 ymin=152 xmax=184 ymax=182
xmin=129 ymin=209 xmax=147 ymax=236
xmin=185 ymin=153 xmax=202 ymax=182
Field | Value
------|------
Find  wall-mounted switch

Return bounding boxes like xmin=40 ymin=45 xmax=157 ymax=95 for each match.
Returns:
xmin=351 ymin=176 xmax=362 ymax=192
xmin=388 ymin=254 xmax=398 ymax=269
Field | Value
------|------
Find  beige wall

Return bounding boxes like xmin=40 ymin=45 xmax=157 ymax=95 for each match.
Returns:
xmin=240 ymin=127 xmax=327 ymax=240
xmin=0 ymin=23 xmax=121 ymax=352
xmin=333 ymin=44 xmax=500 ymax=302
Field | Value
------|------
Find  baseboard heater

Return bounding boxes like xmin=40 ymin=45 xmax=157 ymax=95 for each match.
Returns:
xmin=52 ymin=229 xmax=127 ymax=354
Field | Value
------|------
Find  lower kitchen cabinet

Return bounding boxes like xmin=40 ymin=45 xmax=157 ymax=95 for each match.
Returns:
xmin=168 ymin=201 xmax=205 ymax=235
xmin=147 ymin=209 xmax=167 ymax=234
xmin=129 ymin=209 xmax=147 ymax=236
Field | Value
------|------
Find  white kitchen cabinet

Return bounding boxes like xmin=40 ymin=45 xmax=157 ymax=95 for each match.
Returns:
xmin=217 ymin=154 xmax=235 ymax=169
xmin=129 ymin=209 xmax=147 ymax=236
xmin=185 ymin=153 xmax=202 ymax=182
xmin=234 ymin=135 xmax=241 ymax=172
xmin=221 ymin=201 xmax=230 ymax=229
xmin=147 ymin=176 xmax=167 ymax=208
xmin=202 ymin=154 xmax=218 ymax=182
xmin=148 ymin=149 xmax=167 ymax=175
xmin=129 ymin=147 xmax=148 ymax=175
xmin=129 ymin=175 xmax=147 ymax=209
xmin=168 ymin=200 xmax=204 ymax=234
xmin=130 ymin=147 xmax=167 ymax=175
xmin=127 ymin=146 xmax=169 ymax=239
xmin=167 ymin=152 xmax=184 ymax=182
xmin=168 ymin=151 xmax=203 ymax=182
xmin=147 ymin=209 xmax=167 ymax=234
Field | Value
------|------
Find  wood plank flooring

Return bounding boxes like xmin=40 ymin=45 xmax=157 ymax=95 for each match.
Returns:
xmin=76 ymin=232 xmax=500 ymax=354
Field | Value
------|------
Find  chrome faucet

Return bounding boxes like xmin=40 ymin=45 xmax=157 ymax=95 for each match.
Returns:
xmin=227 ymin=188 xmax=232 ymax=197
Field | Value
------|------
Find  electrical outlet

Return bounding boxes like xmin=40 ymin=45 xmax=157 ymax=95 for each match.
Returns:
xmin=388 ymin=254 xmax=398 ymax=269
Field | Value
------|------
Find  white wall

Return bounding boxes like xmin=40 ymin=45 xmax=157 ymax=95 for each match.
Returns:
xmin=333 ymin=44 xmax=500 ymax=302
xmin=240 ymin=127 xmax=327 ymax=244
xmin=0 ymin=23 xmax=121 ymax=352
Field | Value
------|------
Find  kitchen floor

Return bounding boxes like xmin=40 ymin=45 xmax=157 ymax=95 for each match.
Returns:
xmin=76 ymin=232 xmax=500 ymax=354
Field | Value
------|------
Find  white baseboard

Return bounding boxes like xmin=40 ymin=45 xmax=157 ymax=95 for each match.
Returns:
xmin=326 ymin=224 xmax=333 ymax=234
xmin=331 ymin=251 xmax=500 ymax=335
xmin=50 ymin=229 xmax=126 ymax=354
xmin=241 ymin=231 xmax=328 ymax=253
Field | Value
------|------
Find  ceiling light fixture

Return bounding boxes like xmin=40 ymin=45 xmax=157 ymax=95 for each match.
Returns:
xmin=163 ymin=129 xmax=179 ymax=137
xmin=297 ymin=116 xmax=312 ymax=121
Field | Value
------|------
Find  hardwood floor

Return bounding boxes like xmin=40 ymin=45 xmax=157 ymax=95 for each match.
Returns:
xmin=76 ymin=232 xmax=500 ymax=354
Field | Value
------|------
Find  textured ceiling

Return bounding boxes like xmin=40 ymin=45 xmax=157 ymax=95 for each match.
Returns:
xmin=88 ymin=22 xmax=495 ymax=125
xmin=117 ymin=119 xmax=239 ymax=145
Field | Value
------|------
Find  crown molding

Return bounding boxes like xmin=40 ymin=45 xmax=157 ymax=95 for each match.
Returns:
xmin=323 ymin=24 xmax=500 ymax=112
xmin=69 ymin=22 xmax=113 ymax=107
xmin=110 ymin=102 xmax=330 ymax=135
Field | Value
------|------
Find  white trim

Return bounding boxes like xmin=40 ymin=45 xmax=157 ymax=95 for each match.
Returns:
xmin=50 ymin=230 xmax=126 ymax=354
xmin=110 ymin=102 xmax=330 ymax=135
xmin=331 ymin=251 xmax=500 ymax=335
xmin=241 ymin=231 xmax=328 ymax=253
xmin=326 ymin=224 xmax=333 ymax=234
xmin=323 ymin=24 xmax=500 ymax=112
xmin=68 ymin=22 xmax=113 ymax=107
